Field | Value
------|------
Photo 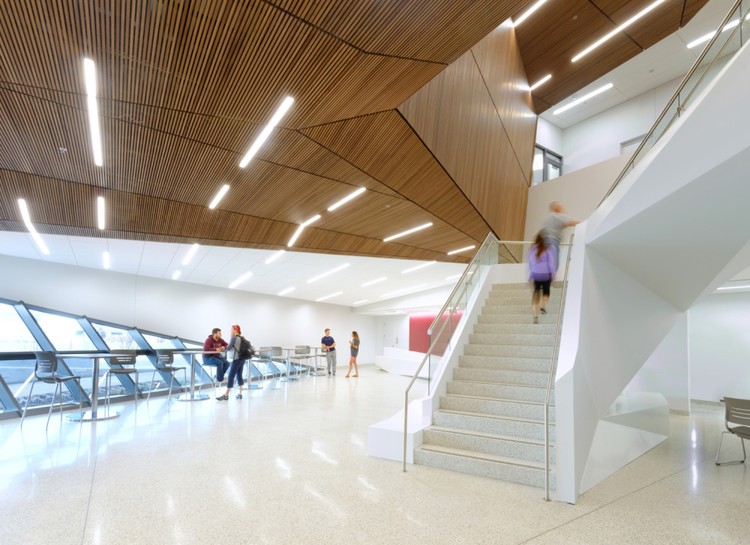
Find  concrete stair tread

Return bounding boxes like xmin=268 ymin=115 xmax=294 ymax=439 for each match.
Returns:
xmin=444 ymin=393 xmax=554 ymax=408
xmin=417 ymin=443 xmax=551 ymax=470
xmin=427 ymin=425 xmax=553 ymax=447
xmin=437 ymin=408 xmax=550 ymax=426
xmin=451 ymin=378 xmax=548 ymax=390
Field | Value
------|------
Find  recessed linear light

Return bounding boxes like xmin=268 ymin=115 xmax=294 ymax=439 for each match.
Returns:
xmin=553 ymin=83 xmax=614 ymax=116
xmin=83 ymin=58 xmax=103 ymax=166
xmin=239 ymin=96 xmax=295 ymax=168
xmin=447 ymin=245 xmax=476 ymax=255
xmin=229 ymin=271 xmax=253 ymax=289
xmin=96 ymin=196 xmax=105 ymax=230
xmin=208 ymin=184 xmax=230 ymax=209
xmin=182 ymin=243 xmax=200 ymax=266
xmin=352 ymin=299 xmax=368 ymax=305
xmin=687 ymin=15 xmax=748 ymax=49
xmin=529 ymin=74 xmax=552 ymax=91
xmin=287 ymin=214 xmax=321 ymax=247
xmin=361 ymin=277 xmax=387 ymax=287
xmin=265 ymin=250 xmax=286 ymax=265
xmin=327 ymin=187 xmax=366 ymax=212
xmin=716 ymin=285 xmax=750 ymax=291
xmin=572 ymin=0 xmax=667 ymax=63
xmin=102 ymin=251 xmax=111 ymax=270
xmin=316 ymin=291 xmax=343 ymax=302
xmin=512 ymin=0 xmax=549 ymax=28
xmin=383 ymin=222 xmax=433 ymax=242
xmin=278 ymin=287 xmax=296 ymax=296
xmin=307 ymin=263 xmax=350 ymax=283
xmin=402 ymin=261 xmax=436 ymax=274
xmin=172 ymin=270 xmax=181 ymax=280
xmin=380 ymin=284 xmax=428 ymax=298
xmin=17 ymin=199 xmax=50 ymax=255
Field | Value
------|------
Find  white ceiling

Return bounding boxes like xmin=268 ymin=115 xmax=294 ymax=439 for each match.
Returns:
xmin=541 ymin=0 xmax=735 ymax=129
xmin=2 ymin=0 xmax=739 ymax=309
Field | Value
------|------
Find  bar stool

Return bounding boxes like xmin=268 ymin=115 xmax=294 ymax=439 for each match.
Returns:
xmin=147 ymin=349 xmax=187 ymax=403
xmin=21 ymin=352 xmax=83 ymax=429
xmin=103 ymin=349 xmax=140 ymax=411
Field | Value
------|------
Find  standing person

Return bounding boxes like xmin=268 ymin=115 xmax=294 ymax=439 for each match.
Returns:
xmin=203 ymin=328 xmax=230 ymax=383
xmin=216 ymin=325 xmax=248 ymax=400
xmin=541 ymin=201 xmax=579 ymax=266
xmin=321 ymin=328 xmax=336 ymax=376
xmin=346 ymin=331 xmax=360 ymax=378
xmin=528 ymin=232 xmax=557 ymax=324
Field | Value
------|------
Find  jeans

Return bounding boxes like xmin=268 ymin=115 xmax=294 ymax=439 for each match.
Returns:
xmin=226 ymin=359 xmax=245 ymax=388
xmin=203 ymin=355 xmax=230 ymax=381
xmin=325 ymin=350 xmax=336 ymax=375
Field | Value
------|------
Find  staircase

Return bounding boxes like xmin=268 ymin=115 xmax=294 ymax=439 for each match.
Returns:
xmin=414 ymin=282 xmax=560 ymax=488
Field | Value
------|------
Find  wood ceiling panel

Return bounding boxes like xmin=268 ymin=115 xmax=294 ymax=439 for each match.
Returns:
xmin=593 ymin=0 xmax=685 ymax=50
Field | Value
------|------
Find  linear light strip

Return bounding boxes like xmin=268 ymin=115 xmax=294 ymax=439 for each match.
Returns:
xmin=572 ymin=0 xmax=667 ymax=63
xmin=182 ymin=243 xmax=199 ymax=266
xmin=239 ymin=96 xmax=295 ymax=168
xmin=17 ymin=199 xmax=50 ymax=255
xmin=716 ymin=285 xmax=750 ymax=291
xmin=447 ymin=245 xmax=476 ymax=255
xmin=83 ymin=58 xmax=103 ymax=166
xmin=172 ymin=270 xmax=181 ymax=280
xmin=553 ymin=83 xmax=614 ymax=115
xmin=383 ymin=222 xmax=433 ymax=242
xmin=229 ymin=271 xmax=253 ymax=289
xmin=265 ymin=250 xmax=286 ymax=265
xmin=687 ymin=16 xmax=747 ymax=49
xmin=512 ymin=0 xmax=549 ymax=28
xmin=327 ymin=187 xmax=366 ymax=212
xmin=529 ymin=74 xmax=552 ymax=92
xmin=96 ymin=196 xmax=105 ymax=230
xmin=315 ymin=291 xmax=343 ymax=302
xmin=361 ymin=277 xmax=387 ymax=287
xmin=307 ymin=263 xmax=350 ymax=283
xmin=278 ymin=287 xmax=296 ymax=296
xmin=402 ymin=261 xmax=436 ymax=274
xmin=287 ymin=215 xmax=321 ymax=247
xmin=208 ymin=184 xmax=230 ymax=209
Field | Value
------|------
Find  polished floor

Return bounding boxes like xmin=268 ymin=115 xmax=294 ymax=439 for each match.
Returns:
xmin=1 ymin=366 xmax=747 ymax=545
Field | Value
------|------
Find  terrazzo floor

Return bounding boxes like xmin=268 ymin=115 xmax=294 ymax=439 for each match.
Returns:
xmin=1 ymin=365 xmax=747 ymax=545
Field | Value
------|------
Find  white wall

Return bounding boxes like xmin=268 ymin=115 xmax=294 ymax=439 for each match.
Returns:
xmin=536 ymin=117 xmax=563 ymax=155
xmin=0 ymin=255 xmax=380 ymax=363
xmin=375 ymin=315 xmax=410 ymax=351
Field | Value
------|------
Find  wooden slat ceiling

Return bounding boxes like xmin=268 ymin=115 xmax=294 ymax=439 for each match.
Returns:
xmin=0 ymin=0 xmax=708 ymax=264
xmin=513 ymin=0 xmax=709 ymax=113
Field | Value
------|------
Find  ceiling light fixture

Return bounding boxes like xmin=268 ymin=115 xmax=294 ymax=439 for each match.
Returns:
xmin=380 ymin=284 xmax=428 ymax=298
xmin=96 ymin=196 xmax=106 ymax=230
xmin=265 ymin=250 xmax=286 ymax=265
xmin=361 ymin=277 xmax=387 ymax=287
xmin=229 ymin=271 xmax=253 ymax=289
xmin=529 ymin=74 xmax=552 ymax=91
xmin=383 ymin=222 xmax=433 ymax=242
xmin=553 ymin=83 xmax=614 ymax=115
xmin=17 ymin=199 xmax=50 ymax=255
xmin=352 ymin=299 xmax=368 ymax=305
xmin=716 ymin=285 xmax=750 ymax=291
xmin=83 ymin=58 xmax=103 ymax=166
xmin=447 ymin=245 xmax=476 ymax=255
xmin=307 ymin=263 xmax=350 ymax=283
xmin=239 ymin=96 xmax=295 ymax=168
xmin=512 ymin=0 xmax=549 ymax=28
xmin=278 ymin=287 xmax=296 ymax=296
xmin=402 ymin=261 xmax=436 ymax=274
xmin=102 ymin=251 xmax=111 ymax=270
xmin=687 ymin=16 xmax=745 ymax=49
xmin=208 ymin=184 xmax=230 ymax=209
xmin=327 ymin=187 xmax=366 ymax=212
xmin=315 ymin=291 xmax=343 ymax=302
xmin=572 ymin=0 xmax=667 ymax=63
xmin=287 ymin=214 xmax=321 ymax=247
xmin=182 ymin=243 xmax=200 ymax=266
xmin=172 ymin=270 xmax=181 ymax=280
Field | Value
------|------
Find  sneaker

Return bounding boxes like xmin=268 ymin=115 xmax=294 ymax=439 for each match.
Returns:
xmin=216 ymin=394 xmax=229 ymax=400
xmin=533 ymin=316 xmax=539 ymax=324
xmin=236 ymin=394 xmax=243 ymax=399
xmin=540 ymin=308 xmax=547 ymax=315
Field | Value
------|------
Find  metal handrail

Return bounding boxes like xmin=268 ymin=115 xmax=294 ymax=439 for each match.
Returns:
xmin=544 ymin=234 xmax=574 ymax=500
xmin=599 ymin=0 xmax=746 ymax=206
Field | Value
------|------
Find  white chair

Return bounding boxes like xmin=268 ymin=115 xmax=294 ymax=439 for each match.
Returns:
xmin=715 ymin=397 xmax=750 ymax=465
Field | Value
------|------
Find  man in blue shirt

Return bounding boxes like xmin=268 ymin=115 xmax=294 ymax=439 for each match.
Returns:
xmin=321 ymin=328 xmax=336 ymax=376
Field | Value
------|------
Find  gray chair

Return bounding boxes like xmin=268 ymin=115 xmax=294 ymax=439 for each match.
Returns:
xmin=292 ymin=345 xmax=313 ymax=376
xmin=21 ymin=351 xmax=83 ymax=429
xmin=103 ymin=349 xmax=140 ymax=411
xmin=147 ymin=349 xmax=187 ymax=402
xmin=715 ymin=397 xmax=750 ymax=465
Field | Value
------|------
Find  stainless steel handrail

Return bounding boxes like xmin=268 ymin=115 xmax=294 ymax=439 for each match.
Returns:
xmin=599 ymin=0 xmax=746 ymax=206
xmin=544 ymin=234 xmax=574 ymax=500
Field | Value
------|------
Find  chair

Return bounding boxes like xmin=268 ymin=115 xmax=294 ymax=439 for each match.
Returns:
xmin=21 ymin=351 xmax=83 ymax=429
xmin=103 ymin=349 xmax=140 ymax=411
xmin=292 ymin=345 xmax=313 ymax=376
xmin=715 ymin=397 xmax=750 ymax=465
xmin=147 ymin=349 xmax=187 ymax=402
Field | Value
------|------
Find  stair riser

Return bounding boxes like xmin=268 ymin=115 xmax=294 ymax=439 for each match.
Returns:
xmin=458 ymin=355 xmax=549 ymax=373
xmin=447 ymin=381 xmax=553 ymax=403
xmin=452 ymin=367 xmax=548 ymax=387
xmin=482 ymin=305 xmax=560 ymax=315
xmin=485 ymin=294 xmax=562 ymax=305
xmin=474 ymin=323 xmax=557 ymax=335
xmin=469 ymin=333 xmax=555 ymax=346
xmin=465 ymin=344 xmax=552 ymax=358
xmin=440 ymin=395 xmax=553 ymax=420
xmin=433 ymin=411 xmax=555 ymax=441
xmin=422 ymin=428 xmax=555 ymax=463
xmin=414 ymin=449 xmax=554 ymax=489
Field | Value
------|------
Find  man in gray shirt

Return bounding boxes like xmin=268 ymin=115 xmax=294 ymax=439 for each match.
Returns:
xmin=542 ymin=201 xmax=579 ymax=265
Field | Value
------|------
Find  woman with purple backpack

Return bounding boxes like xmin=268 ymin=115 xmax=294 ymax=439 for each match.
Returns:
xmin=528 ymin=232 xmax=558 ymax=324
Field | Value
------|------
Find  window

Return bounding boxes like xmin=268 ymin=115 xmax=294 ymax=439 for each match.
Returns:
xmin=92 ymin=323 xmax=140 ymax=350
xmin=29 ymin=309 xmax=96 ymax=351
xmin=0 ymin=303 xmax=40 ymax=352
xmin=532 ymin=145 xmax=563 ymax=185
xmin=142 ymin=333 xmax=179 ymax=350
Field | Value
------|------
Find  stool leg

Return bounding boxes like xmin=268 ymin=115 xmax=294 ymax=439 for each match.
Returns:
xmin=46 ymin=383 xmax=58 ymax=430
xmin=21 ymin=380 xmax=37 ymax=427
xmin=147 ymin=370 xmax=157 ymax=402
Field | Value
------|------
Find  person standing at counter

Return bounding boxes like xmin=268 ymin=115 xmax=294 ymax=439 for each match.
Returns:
xmin=203 ymin=328 xmax=229 ymax=383
xmin=321 ymin=328 xmax=336 ymax=376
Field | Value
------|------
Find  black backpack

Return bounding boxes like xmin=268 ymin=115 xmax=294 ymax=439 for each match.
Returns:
xmin=238 ymin=336 xmax=255 ymax=359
